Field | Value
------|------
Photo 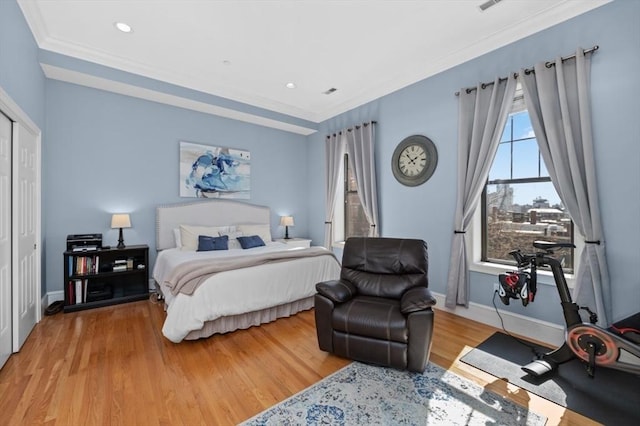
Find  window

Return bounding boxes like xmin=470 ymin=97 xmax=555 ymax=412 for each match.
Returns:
xmin=344 ymin=154 xmax=370 ymax=239
xmin=481 ymin=110 xmax=575 ymax=271
xmin=332 ymin=154 xmax=369 ymax=244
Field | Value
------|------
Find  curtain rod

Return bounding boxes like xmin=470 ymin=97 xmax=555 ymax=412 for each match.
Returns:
xmin=454 ymin=45 xmax=599 ymax=96
xmin=326 ymin=121 xmax=377 ymax=139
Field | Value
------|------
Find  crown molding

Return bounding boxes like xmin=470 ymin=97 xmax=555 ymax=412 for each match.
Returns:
xmin=41 ymin=64 xmax=317 ymax=136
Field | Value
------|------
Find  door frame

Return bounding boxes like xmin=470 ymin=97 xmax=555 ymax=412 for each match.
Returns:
xmin=0 ymin=86 xmax=42 ymax=352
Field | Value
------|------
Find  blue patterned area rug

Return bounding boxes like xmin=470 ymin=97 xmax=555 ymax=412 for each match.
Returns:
xmin=240 ymin=362 xmax=546 ymax=425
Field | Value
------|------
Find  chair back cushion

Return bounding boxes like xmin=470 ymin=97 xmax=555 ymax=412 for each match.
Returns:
xmin=341 ymin=237 xmax=428 ymax=299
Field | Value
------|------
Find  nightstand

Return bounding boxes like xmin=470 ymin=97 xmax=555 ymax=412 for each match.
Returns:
xmin=275 ymin=238 xmax=312 ymax=248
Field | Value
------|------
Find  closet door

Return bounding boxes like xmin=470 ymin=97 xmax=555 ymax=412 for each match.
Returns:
xmin=13 ymin=123 xmax=38 ymax=350
xmin=0 ymin=112 xmax=11 ymax=369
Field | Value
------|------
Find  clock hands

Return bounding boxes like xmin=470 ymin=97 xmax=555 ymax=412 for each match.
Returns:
xmin=402 ymin=152 xmax=422 ymax=165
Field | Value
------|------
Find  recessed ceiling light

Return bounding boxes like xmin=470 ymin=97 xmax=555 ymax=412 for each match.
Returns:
xmin=114 ymin=22 xmax=133 ymax=33
xmin=285 ymin=82 xmax=296 ymax=89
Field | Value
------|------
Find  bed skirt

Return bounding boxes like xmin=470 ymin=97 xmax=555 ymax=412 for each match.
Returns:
xmin=155 ymin=279 xmax=315 ymax=341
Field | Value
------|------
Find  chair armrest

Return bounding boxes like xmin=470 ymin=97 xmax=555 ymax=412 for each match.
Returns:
xmin=401 ymin=286 xmax=436 ymax=315
xmin=315 ymin=280 xmax=357 ymax=304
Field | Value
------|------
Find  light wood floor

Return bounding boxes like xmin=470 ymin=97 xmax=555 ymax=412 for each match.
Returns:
xmin=0 ymin=299 xmax=598 ymax=425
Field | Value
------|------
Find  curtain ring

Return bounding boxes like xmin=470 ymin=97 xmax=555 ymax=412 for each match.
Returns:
xmin=545 ymin=61 xmax=554 ymax=68
xmin=481 ymin=83 xmax=487 ymax=90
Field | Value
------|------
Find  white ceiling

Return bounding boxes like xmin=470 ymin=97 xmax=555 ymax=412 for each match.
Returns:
xmin=18 ymin=0 xmax=609 ymax=125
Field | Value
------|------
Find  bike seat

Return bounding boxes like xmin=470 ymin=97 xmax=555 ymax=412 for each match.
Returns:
xmin=533 ymin=240 xmax=575 ymax=251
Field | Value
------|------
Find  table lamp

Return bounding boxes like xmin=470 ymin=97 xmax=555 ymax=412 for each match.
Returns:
xmin=111 ymin=213 xmax=131 ymax=249
xmin=280 ymin=216 xmax=294 ymax=239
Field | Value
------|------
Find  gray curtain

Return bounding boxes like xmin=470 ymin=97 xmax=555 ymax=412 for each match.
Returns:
xmin=521 ymin=49 xmax=611 ymax=326
xmin=345 ymin=122 xmax=380 ymax=237
xmin=324 ymin=133 xmax=345 ymax=248
xmin=445 ymin=75 xmax=517 ymax=308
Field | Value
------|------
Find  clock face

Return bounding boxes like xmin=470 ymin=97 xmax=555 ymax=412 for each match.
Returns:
xmin=391 ymin=135 xmax=438 ymax=187
xmin=398 ymin=144 xmax=428 ymax=177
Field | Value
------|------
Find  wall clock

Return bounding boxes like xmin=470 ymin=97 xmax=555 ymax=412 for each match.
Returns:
xmin=391 ymin=135 xmax=438 ymax=186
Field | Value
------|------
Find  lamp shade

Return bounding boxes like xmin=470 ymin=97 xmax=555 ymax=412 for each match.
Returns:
xmin=111 ymin=214 xmax=132 ymax=229
xmin=280 ymin=216 xmax=294 ymax=227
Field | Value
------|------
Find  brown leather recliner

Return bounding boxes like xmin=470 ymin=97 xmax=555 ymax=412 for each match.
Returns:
xmin=314 ymin=237 xmax=436 ymax=372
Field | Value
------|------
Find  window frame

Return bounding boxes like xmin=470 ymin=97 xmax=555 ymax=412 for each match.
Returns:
xmin=332 ymin=153 xmax=369 ymax=247
xmin=468 ymin=208 xmax=581 ymax=287
xmin=470 ymin=108 xmax=581 ymax=286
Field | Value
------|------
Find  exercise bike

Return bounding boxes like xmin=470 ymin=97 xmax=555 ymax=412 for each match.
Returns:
xmin=497 ymin=240 xmax=640 ymax=378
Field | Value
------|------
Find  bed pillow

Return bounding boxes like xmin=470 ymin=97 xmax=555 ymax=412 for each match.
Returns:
xmin=180 ymin=224 xmax=234 ymax=251
xmin=237 ymin=235 xmax=266 ymax=249
xmin=197 ymin=235 xmax=229 ymax=251
xmin=236 ymin=224 xmax=272 ymax=244
xmin=219 ymin=230 xmax=244 ymax=250
xmin=173 ymin=228 xmax=182 ymax=248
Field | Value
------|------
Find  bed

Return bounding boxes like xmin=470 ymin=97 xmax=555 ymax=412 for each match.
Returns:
xmin=152 ymin=199 xmax=341 ymax=343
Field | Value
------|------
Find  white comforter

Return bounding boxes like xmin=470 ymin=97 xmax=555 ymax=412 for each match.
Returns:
xmin=153 ymin=242 xmax=340 ymax=342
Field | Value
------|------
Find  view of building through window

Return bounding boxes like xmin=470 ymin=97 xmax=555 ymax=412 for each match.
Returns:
xmin=345 ymin=155 xmax=370 ymax=239
xmin=483 ymin=111 xmax=574 ymax=270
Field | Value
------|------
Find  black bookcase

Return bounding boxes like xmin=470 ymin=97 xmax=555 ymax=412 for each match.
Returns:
xmin=63 ymin=245 xmax=149 ymax=313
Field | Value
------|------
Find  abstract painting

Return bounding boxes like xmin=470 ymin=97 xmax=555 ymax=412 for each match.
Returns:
xmin=179 ymin=141 xmax=250 ymax=198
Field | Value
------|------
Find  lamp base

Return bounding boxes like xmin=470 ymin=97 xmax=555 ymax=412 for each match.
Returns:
xmin=284 ymin=226 xmax=290 ymax=240
xmin=117 ymin=228 xmax=126 ymax=249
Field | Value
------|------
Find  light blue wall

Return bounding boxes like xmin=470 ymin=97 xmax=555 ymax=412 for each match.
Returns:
xmin=44 ymin=81 xmax=309 ymax=294
xmin=308 ymin=0 xmax=640 ymax=324
xmin=0 ymin=0 xmax=46 ymax=128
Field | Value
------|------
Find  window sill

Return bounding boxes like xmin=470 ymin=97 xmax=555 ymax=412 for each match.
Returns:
xmin=332 ymin=241 xmax=345 ymax=250
xmin=470 ymin=260 xmax=575 ymax=288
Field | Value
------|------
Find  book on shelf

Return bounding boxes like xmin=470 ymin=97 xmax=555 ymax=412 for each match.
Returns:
xmin=73 ymin=255 xmax=100 ymax=275
xmin=112 ymin=264 xmax=127 ymax=272
xmin=67 ymin=280 xmax=74 ymax=305
xmin=74 ymin=280 xmax=82 ymax=304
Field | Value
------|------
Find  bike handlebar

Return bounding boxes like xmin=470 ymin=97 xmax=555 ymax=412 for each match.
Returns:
xmin=508 ymin=241 xmax=575 ymax=306
xmin=532 ymin=240 xmax=575 ymax=251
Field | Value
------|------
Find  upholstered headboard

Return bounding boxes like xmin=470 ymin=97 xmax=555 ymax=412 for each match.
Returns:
xmin=156 ymin=200 xmax=270 ymax=251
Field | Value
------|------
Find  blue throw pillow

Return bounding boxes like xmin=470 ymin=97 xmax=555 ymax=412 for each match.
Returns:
xmin=237 ymin=235 xmax=265 ymax=249
xmin=197 ymin=235 xmax=229 ymax=251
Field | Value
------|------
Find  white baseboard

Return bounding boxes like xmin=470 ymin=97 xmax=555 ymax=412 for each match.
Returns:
xmin=432 ymin=291 xmax=564 ymax=346
xmin=43 ymin=281 xmax=156 ymax=312
xmin=46 ymin=290 xmax=65 ymax=304
xmin=41 ymin=290 xmax=64 ymax=316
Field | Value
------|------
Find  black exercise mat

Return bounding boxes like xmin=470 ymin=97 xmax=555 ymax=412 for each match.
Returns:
xmin=460 ymin=331 xmax=640 ymax=425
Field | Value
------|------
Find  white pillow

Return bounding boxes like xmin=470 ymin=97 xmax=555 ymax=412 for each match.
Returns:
xmin=219 ymin=230 xmax=244 ymax=250
xmin=179 ymin=224 xmax=235 ymax=251
xmin=236 ymin=224 xmax=272 ymax=244
xmin=173 ymin=228 xmax=182 ymax=248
